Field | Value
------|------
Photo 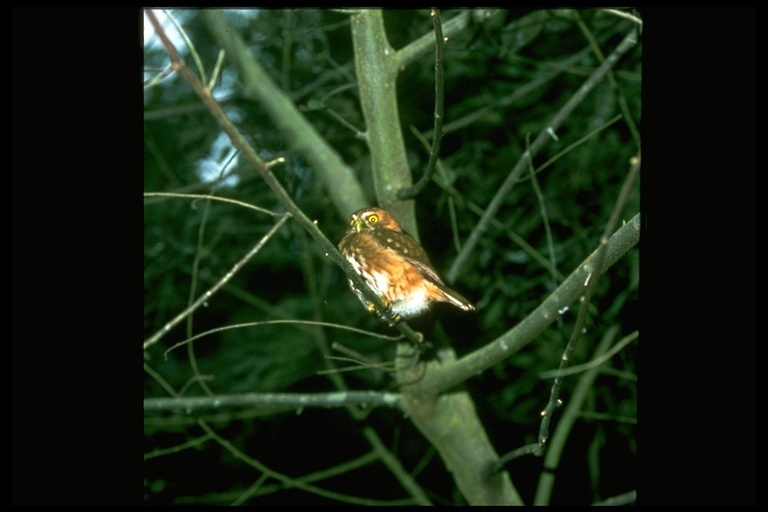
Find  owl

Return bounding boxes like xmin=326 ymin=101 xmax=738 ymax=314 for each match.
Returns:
xmin=338 ymin=207 xmax=475 ymax=321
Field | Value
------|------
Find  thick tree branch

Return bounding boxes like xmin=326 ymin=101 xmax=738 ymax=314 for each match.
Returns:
xmin=416 ymin=212 xmax=640 ymax=397
xmin=350 ymin=10 xmax=416 ymax=232
xmin=350 ymin=10 xmax=522 ymax=505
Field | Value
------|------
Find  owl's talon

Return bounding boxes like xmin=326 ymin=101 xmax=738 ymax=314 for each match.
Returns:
xmin=384 ymin=313 xmax=402 ymax=327
xmin=365 ymin=298 xmax=400 ymax=324
xmin=376 ymin=304 xmax=400 ymax=326
xmin=383 ymin=305 xmax=401 ymax=325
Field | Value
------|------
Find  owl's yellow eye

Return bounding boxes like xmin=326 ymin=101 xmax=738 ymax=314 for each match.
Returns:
xmin=367 ymin=214 xmax=379 ymax=224
xmin=349 ymin=218 xmax=355 ymax=226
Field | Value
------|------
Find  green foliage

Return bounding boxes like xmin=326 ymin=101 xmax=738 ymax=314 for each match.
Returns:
xmin=144 ymin=8 xmax=639 ymax=505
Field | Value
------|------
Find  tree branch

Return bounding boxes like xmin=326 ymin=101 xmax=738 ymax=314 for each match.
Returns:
xmin=398 ymin=8 xmax=445 ymax=200
xmin=144 ymin=391 xmax=401 ymax=412
xmin=145 ymin=9 xmax=423 ymax=346
xmin=416 ymin=212 xmax=640 ymax=397
xmin=533 ymin=326 xmax=623 ymax=505
xmin=447 ymin=24 xmax=639 ymax=283
xmin=143 ymin=208 xmax=289 ymax=350
xmin=537 ymin=155 xmax=640 ymax=446
xmin=396 ymin=10 xmax=500 ymax=69
xmin=350 ymin=9 xmax=416 ymax=229
xmin=201 ymin=10 xmax=368 ymax=218
xmin=350 ymin=10 xmax=522 ymax=505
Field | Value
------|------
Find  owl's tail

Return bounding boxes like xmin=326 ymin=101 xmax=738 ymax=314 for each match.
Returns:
xmin=433 ymin=282 xmax=476 ymax=312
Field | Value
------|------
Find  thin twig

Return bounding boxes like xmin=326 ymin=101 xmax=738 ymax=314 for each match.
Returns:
xmin=143 ymin=63 xmax=175 ymax=89
xmin=161 ymin=319 xmax=403 ymax=358
xmin=431 ymin=45 xmax=593 ymax=137
xmin=398 ymin=9 xmax=444 ymax=200
xmin=144 ymin=9 xmax=423 ymax=346
xmin=143 ymin=192 xmax=282 ymax=216
xmin=318 ymin=357 xmax=397 ymax=375
xmin=363 ymin=427 xmax=432 ymax=505
xmin=208 ymin=48 xmax=226 ymax=90
xmin=574 ymin=11 xmax=641 ymax=150
xmin=185 ymin=151 xmax=238 ymax=397
xmin=592 ymin=490 xmax=637 ymax=506
xmin=492 ymin=443 xmax=542 ymax=472
xmin=413 ymin=211 xmax=640 ymax=397
xmin=525 ymin=134 xmax=559 ymax=293
xmin=600 ymin=8 xmax=642 ymax=26
xmin=197 ymin=419 xmax=417 ymax=506
xmin=531 ymin=114 xmax=623 ymax=177
xmin=143 ymin=213 xmax=291 ymax=350
xmin=233 ymin=452 xmax=380 ymax=503
xmin=447 ymin=25 xmax=639 ymax=284
xmin=331 ymin=342 xmax=388 ymax=366
xmin=163 ymin=9 xmax=207 ymax=84
xmin=538 ymin=330 xmax=638 ymax=379
xmin=144 ymin=433 xmax=213 ymax=460
xmin=533 ymin=325 xmax=620 ymax=505
xmin=396 ymin=10 xmax=499 ymax=69
xmin=537 ymin=155 xmax=640 ymax=447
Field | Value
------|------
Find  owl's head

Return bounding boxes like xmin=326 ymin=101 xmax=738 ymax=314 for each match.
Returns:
xmin=347 ymin=207 xmax=402 ymax=233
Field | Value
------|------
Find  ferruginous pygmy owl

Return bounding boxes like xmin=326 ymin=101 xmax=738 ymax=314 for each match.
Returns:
xmin=338 ymin=207 xmax=475 ymax=320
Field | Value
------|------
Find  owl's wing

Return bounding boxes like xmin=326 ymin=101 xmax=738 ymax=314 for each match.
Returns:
xmin=407 ymin=255 xmax=475 ymax=311
xmin=370 ymin=228 xmax=448 ymax=285
xmin=404 ymin=257 xmax=445 ymax=285
xmin=369 ymin=228 xmax=474 ymax=311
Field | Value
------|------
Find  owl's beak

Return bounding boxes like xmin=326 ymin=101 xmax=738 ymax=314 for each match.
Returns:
xmin=352 ymin=218 xmax=364 ymax=233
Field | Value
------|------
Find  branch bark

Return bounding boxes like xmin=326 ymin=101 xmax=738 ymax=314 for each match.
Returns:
xmin=144 ymin=391 xmax=401 ymax=412
xmin=350 ymin=10 xmax=522 ymax=505
xmin=350 ymin=10 xmax=416 ymax=231
xmin=417 ymin=213 xmax=640 ymax=397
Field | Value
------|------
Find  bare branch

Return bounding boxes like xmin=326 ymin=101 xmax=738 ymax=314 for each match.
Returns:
xmin=200 ymin=10 xmax=368 ymax=216
xmin=350 ymin=10 xmax=415 ymax=223
xmin=415 ymin=212 xmax=640 ymax=397
xmin=143 ymin=211 xmax=290 ymax=350
xmin=144 ymin=391 xmax=401 ymax=412
xmin=533 ymin=326 xmax=623 ymax=505
xmin=398 ymin=9 xmax=445 ymax=200
xmin=538 ymin=155 xmax=641 ymax=446
xmin=396 ymin=10 xmax=500 ymax=69
xmin=144 ymin=9 xmax=424 ymax=346
xmin=447 ymin=25 xmax=640 ymax=283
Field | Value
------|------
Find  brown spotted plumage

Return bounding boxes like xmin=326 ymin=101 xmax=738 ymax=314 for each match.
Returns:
xmin=338 ymin=207 xmax=475 ymax=320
